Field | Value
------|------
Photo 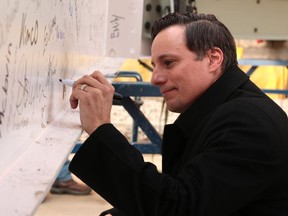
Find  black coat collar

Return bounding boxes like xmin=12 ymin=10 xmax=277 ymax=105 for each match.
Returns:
xmin=174 ymin=65 xmax=249 ymax=139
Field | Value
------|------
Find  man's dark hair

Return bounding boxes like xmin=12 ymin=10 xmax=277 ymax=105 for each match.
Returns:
xmin=151 ymin=12 xmax=238 ymax=71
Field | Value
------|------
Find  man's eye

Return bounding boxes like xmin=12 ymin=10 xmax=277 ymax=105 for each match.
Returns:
xmin=164 ymin=60 xmax=174 ymax=67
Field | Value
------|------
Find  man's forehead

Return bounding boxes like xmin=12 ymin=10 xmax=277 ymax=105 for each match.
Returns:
xmin=156 ymin=25 xmax=185 ymax=37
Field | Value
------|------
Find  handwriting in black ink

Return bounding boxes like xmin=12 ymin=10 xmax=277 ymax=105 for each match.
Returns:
xmin=0 ymin=43 xmax=12 ymax=138
xmin=43 ymin=16 xmax=57 ymax=55
xmin=0 ymin=0 xmax=20 ymax=50
xmin=15 ymin=55 xmax=29 ymax=115
xmin=110 ymin=14 xmax=125 ymax=39
xmin=19 ymin=13 xmax=38 ymax=48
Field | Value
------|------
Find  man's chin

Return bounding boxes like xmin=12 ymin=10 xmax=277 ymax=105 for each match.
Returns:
xmin=166 ymin=102 xmax=182 ymax=113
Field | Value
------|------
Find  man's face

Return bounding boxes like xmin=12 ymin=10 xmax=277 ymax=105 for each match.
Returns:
xmin=151 ymin=25 xmax=220 ymax=113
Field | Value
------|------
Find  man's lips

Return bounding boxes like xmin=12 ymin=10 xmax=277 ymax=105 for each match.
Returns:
xmin=161 ymin=87 xmax=177 ymax=95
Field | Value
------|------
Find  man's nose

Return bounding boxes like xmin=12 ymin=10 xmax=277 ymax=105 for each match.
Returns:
xmin=151 ymin=69 xmax=166 ymax=86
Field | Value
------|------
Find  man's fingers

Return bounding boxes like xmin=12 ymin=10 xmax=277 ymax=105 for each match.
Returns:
xmin=90 ymin=71 xmax=111 ymax=86
xmin=69 ymin=93 xmax=79 ymax=109
xmin=69 ymin=71 xmax=115 ymax=109
xmin=69 ymin=88 xmax=85 ymax=109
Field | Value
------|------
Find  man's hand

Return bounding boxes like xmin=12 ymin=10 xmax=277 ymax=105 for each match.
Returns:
xmin=70 ymin=71 xmax=115 ymax=135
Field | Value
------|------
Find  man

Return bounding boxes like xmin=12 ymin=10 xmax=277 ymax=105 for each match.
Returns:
xmin=69 ymin=12 xmax=288 ymax=215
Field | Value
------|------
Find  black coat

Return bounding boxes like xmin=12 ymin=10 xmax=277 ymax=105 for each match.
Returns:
xmin=70 ymin=65 xmax=288 ymax=216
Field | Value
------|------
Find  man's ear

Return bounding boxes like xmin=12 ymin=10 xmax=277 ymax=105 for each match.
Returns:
xmin=208 ymin=47 xmax=223 ymax=72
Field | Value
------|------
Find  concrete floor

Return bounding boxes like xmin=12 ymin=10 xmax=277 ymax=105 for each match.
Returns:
xmin=35 ymin=190 xmax=112 ymax=216
xmin=34 ymin=154 xmax=162 ymax=216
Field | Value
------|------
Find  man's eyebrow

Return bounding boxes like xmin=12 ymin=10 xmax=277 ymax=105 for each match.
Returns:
xmin=158 ymin=54 xmax=174 ymax=59
xmin=151 ymin=53 xmax=179 ymax=66
xmin=153 ymin=53 xmax=177 ymax=64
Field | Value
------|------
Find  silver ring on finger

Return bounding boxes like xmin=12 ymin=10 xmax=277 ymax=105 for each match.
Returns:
xmin=80 ymin=84 xmax=88 ymax=91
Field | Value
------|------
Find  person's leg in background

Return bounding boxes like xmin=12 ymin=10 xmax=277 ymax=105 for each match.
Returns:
xmin=51 ymin=160 xmax=92 ymax=195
